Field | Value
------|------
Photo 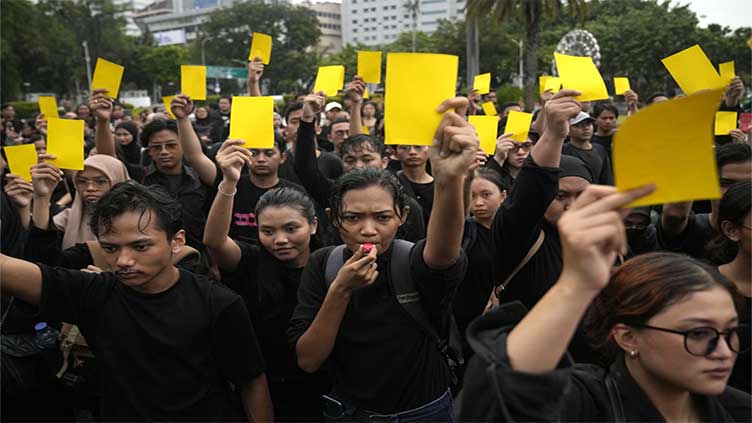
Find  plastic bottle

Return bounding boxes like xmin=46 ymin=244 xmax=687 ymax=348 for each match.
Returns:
xmin=33 ymin=322 xmax=59 ymax=350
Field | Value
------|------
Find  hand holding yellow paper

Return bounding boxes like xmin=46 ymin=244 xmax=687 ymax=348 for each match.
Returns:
xmin=613 ymin=88 xmax=724 ymax=207
xmin=482 ymin=101 xmax=497 ymax=116
xmin=554 ymin=53 xmax=608 ymax=101
xmin=3 ymin=144 xmax=38 ymax=182
xmin=473 ymin=73 xmax=491 ymax=95
xmin=249 ymin=32 xmax=272 ymax=64
xmin=469 ymin=115 xmax=498 ymax=155
xmin=661 ymin=45 xmax=724 ymax=95
xmin=38 ymin=96 xmax=59 ymax=119
xmin=719 ymin=61 xmax=735 ymax=82
xmin=504 ymin=111 xmax=533 ymax=142
xmin=181 ymin=65 xmax=207 ymax=100
xmin=313 ymin=66 xmax=345 ymax=97
xmin=539 ymin=76 xmax=551 ymax=94
xmin=163 ymin=96 xmax=177 ymax=119
xmin=229 ymin=96 xmax=274 ymax=149
xmin=614 ymin=77 xmax=630 ymax=95
xmin=358 ymin=51 xmax=382 ymax=84
xmin=385 ymin=53 xmax=458 ymax=146
xmin=46 ymin=119 xmax=85 ymax=170
xmin=714 ymin=111 xmax=737 ymax=135
xmin=91 ymin=58 xmax=125 ymax=98
xmin=543 ymin=76 xmax=561 ymax=93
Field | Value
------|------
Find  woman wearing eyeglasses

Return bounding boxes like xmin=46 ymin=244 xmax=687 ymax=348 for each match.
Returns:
xmin=457 ymin=184 xmax=751 ymax=422
xmin=486 ymin=132 xmax=532 ymax=190
xmin=711 ymin=181 xmax=751 ymax=393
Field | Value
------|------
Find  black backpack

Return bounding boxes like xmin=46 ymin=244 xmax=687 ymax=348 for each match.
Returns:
xmin=324 ymin=239 xmax=465 ymax=387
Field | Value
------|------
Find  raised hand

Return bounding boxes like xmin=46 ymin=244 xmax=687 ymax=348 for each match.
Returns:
xmin=493 ymin=132 xmax=515 ymax=162
xmin=31 ymin=155 xmax=63 ymax=199
xmin=170 ymin=94 xmax=194 ymax=120
xmin=248 ymin=57 xmax=265 ymax=83
xmin=540 ymin=89 xmax=582 ymax=141
xmin=89 ymin=89 xmax=113 ymax=122
xmin=3 ymin=174 xmax=34 ymax=208
xmin=302 ymin=91 xmax=326 ymax=122
xmin=557 ymin=184 xmax=654 ymax=292
xmin=345 ymin=76 xmax=366 ymax=104
xmin=333 ymin=244 xmax=379 ymax=291
xmin=429 ymin=97 xmax=479 ymax=181
xmin=624 ymin=89 xmax=639 ymax=113
xmin=215 ymin=139 xmax=252 ymax=184
xmin=725 ymin=77 xmax=744 ymax=107
xmin=729 ymin=129 xmax=749 ymax=144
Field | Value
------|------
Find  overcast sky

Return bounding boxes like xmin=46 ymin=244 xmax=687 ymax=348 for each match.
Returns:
xmin=293 ymin=0 xmax=751 ymax=29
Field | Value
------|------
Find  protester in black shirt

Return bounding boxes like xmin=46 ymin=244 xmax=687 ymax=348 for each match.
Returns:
xmin=289 ymin=97 xmax=475 ymax=420
xmin=563 ymin=111 xmax=614 ymax=185
xmin=458 ymin=183 xmax=750 ymax=422
xmin=0 ymin=182 xmax=273 ymax=421
xmin=624 ymin=206 xmax=658 ymax=255
xmin=204 ymin=168 xmax=327 ymax=420
xmin=591 ymin=101 xmax=618 ymax=157
xmin=485 ymin=132 xmax=530 ymax=189
xmin=193 ymin=105 xmax=222 ymax=146
xmin=395 ymin=144 xmax=434 ymax=226
xmin=279 ymin=102 xmax=344 ymax=181
xmin=710 ymin=181 xmax=751 ymax=393
xmin=658 ymin=143 xmax=752 ymax=261
xmin=217 ymin=96 xmax=232 ymax=140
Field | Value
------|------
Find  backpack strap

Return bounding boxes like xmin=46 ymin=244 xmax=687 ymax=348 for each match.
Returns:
xmin=494 ymin=229 xmax=545 ymax=298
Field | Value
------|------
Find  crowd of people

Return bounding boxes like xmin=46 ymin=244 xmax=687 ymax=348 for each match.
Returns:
xmin=0 ymin=55 xmax=750 ymax=422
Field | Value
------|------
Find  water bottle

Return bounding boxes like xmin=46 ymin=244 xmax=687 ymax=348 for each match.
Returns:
xmin=33 ymin=322 xmax=59 ymax=350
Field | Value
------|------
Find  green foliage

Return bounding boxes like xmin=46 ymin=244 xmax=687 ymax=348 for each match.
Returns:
xmin=495 ymin=85 xmax=525 ymax=104
xmin=7 ymin=102 xmax=42 ymax=120
xmin=196 ymin=0 xmax=322 ymax=94
xmin=141 ymin=45 xmax=190 ymax=83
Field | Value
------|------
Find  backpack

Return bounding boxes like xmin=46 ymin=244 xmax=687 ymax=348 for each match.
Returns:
xmin=324 ymin=239 xmax=465 ymax=387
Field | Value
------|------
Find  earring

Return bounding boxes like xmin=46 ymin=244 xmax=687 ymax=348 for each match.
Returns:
xmin=629 ymin=350 xmax=639 ymax=358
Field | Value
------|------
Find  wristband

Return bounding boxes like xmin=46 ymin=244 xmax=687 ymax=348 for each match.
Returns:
xmin=218 ymin=181 xmax=237 ymax=197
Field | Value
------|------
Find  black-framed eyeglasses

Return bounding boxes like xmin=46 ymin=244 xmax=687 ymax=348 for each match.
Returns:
xmin=510 ymin=142 xmax=533 ymax=153
xmin=630 ymin=323 xmax=749 ymax=357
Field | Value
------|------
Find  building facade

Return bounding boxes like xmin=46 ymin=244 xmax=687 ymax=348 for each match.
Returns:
xmin=301 ymin=1 xmax=343 ymax=54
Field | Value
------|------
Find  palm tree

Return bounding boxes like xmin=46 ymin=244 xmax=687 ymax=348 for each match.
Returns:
xmin=466 ymin=0 xmax=587 ymax=108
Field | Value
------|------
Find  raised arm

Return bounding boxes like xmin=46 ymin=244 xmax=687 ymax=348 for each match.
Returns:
xmin=171 ymin=95 xmax=217 ymax=185
xmin=507 ymin=184 xmax=654 ymax=373
xmin=624 ymin=89 xmax=640 ymax=116
xmin=347 ymin=76 xmax=366 ymax=136
xmin=30 ymin=158 xmax=63 ymax=230
xmin=294 ymin=92 xmax=335 ymax=206
xmin=491 ymin=132 xmax=515 ymax=171
xmin=3 ymin=174 xmax=34 ymax=229
xmin=531 ymin=89 xmax=582 ymax=168
xmin=424 ymin=97 xmax=478 ymax=269
xmin=0 ymin=253 xmax=43 ymax=304
xmin=203 ymin=139 xmax=253 ymax=270
xmin=247 ymin=57 xmax=264 ymax=97
xmin=89 ymin=89 xmax=116 ymax=157
xmin=723 ymin=77 xmax=744 ymax=110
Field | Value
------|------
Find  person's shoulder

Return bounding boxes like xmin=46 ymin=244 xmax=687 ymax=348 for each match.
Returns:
xmin=181 ymin=269 xmax=243 ymax=307
xmin=278 ymin=178 xmax=306 ymax=193
xmin=718 ymin=387 xmax=752 ymax=422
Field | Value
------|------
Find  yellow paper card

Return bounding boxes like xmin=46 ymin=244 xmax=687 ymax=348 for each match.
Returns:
xmin=469 ymin=115 xmax=498 ymax=155
xmin=714 ymin=111 xmax=737 ymax=135
xmin=38 ymin=96 xmax=58 ymax=119
xmin=473 ymin=73 xmax=491 ymax=95
xmin=229 ymin=96 xmax=274 ymax=149
xmin=613 ymin=88 xmax=724 ymax=207
xmin=363 ymin=87 xmax=369 ymax=99
xmin=482 ymin=101 xmax=497 ymax=116
xmin=543 ymin=77 xmax=561 ymax=93
xmin=385 ymin=53 xmax=458 ymax=146
xmin=504 ymin=110 xmax=533 ymax=142
xmin=249 ymin=32 xmax=272 ymax=64
xmin=3 ymin=144 xmax=38 ymax=182
xmin=358 ymin=51 xmax=382 ymax=84
xmin=162 ymin=96 xmax=176 ymax=119
xmin=554 ymin=53 xmax=608 ymax=101
xmin=313 ymin=65 xmax=345 ymax=97
xmin=91 ymin=58 xmax=125 ymax=98
xmin=661 ymin=45 xmax=723 ymax=95
xmin=614 ymin=77 xmax=630 ymax=95
xmin=181 ymin=65 xmax=207 ymax=100
xmin=362 ymin=125 xmax=370 ymax=135
xmin=539 ymin=76 xmax=551 ymax=94
xmin=46 ymin=118 xmax=85 ymax=170
xmin=719 ymin=61 xmax=735 ymax=82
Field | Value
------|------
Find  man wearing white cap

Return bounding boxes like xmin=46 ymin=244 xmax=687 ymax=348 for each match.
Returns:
xmin=562 ymin=111 xmax=613 ymax=185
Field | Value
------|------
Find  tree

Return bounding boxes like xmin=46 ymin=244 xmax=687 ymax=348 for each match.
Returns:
xmin=467 ymin=0 xmax=588 ymax=109
xmin=196 ymin=0 xmax=322 ymax=94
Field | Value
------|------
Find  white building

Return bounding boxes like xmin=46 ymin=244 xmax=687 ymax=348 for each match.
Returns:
xmin=341 ymin=0 xmax=466 ymax=46
xmin=301 ymin=1 xmax=343 ymax=54
xmin=111 ymin=0 xmax=156 ymax=36
xmin=134 ymin=0 xmax=238 ymax=45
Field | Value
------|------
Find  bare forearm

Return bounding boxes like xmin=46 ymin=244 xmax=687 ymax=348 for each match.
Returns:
xmin=296 ymin=284 xmax=351 ymax=373
xmin=177 ymin=117 xmax=203 ymax=160
xmin=248 ymin=79 xmax=261 ymax=97
xmin=95 ymin=118 xmax=116 ymax=157
xmin=0 ymin=254 xmax=43 ymax=305
xmin=241 ymin=375 xmax=274 ymax=423
xmin=32 ymin=196 xmax=51 ymax=230
xmin=350 ymin=102 xmax=363 ymax=136
xmin=463 ymin=171 xmax=474 ymax=217
xmin=507 ymin=273 xmax=597 ymax=373
xmin=18 ymin=204 xmax=31 ymax=229
xmin=204 ymin=181 xmax=236 ymax=249
xmin=425 ymin=177 xmax=464 ymax=268
xmin=530 ymin=132 xmax=564 ymax=168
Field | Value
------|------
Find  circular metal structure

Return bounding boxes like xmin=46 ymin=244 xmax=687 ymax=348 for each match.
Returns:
xmin=552 ymin=29 xmax=601 ymax=75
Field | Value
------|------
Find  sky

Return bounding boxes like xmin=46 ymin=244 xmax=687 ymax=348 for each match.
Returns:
xmin=293 ymin=0 xmax=751 ymax=29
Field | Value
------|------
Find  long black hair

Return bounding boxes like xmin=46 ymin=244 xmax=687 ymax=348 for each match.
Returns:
xmin=707 ymin=181 xmax=752 ymax=264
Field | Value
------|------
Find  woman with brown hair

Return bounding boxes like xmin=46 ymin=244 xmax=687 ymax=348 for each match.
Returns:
xmin=457 ymin=184 xmax=751 ymax=422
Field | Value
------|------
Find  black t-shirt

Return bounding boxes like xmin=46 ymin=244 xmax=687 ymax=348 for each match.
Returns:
xmin=453 ymin=220 xmax=495 ymax=360
xmin=562 ymin=142 xmax=613 ymax=185
xmin=591 ymin=133 xmax=613 ymax=157
xmin=657 ymin=212 xmax=717 ymax=261
xmin=37 ymin=265 xmax=264 ymax=421
xmin=397 ymin=173 xmax=434 ymax=228
xmin=288 ymin=239 xmax=467 ymax=413
xmin=213 ymin=167 xmax=305 ymax=245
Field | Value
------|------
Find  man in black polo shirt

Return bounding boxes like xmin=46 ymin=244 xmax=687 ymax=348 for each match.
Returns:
xmin=0 ymin=182 xmax=272 ymax=421
xmin=562 ymin=111 xmax=613 ymax=185
xmin=395 ymin=144 xmax=434 ymax=228
xmin=590 ymin=101 xmax=618 ymax=157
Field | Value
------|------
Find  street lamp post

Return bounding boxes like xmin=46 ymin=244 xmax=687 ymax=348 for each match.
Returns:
xmin=82 ymin=41 xmax=92 ymax=92
xmin=503 ymin=35 xmax=524 ymax=90
xmin=201 ymin=37 xmax=211 ymax=66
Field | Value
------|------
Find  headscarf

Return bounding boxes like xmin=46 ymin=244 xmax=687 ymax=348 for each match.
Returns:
xmin=54 ymin=155 xmax=130 ymax=250
xmin=115 ymin=121 xmax=141 ymax=166
xmin=559 ymin=155 xmax=593 ymax=183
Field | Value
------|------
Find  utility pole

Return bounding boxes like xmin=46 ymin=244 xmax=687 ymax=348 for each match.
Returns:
xmin=82 ymin=41 xmax=92 ymax=93
xmin=466 ymin=17 xmax=479 ymax=90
